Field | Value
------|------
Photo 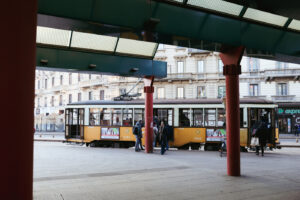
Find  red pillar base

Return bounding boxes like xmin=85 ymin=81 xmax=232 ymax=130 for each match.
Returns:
xmin=144 ymin=86 xmax=154 ymax=153
xmin=1 ymin=1 xmax=37 ymax=199
xmin=220 ymin=46 xmax=244 ymax=177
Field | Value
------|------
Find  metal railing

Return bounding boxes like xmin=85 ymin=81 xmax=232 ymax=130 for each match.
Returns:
xmin=264 ymin=68 xmax=300 ymax=77
xmin=271 ymin=95 xmax=296 ymax=101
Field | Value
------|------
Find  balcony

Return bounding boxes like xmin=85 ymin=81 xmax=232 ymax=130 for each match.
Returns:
xmin=264 ymin=69 xmax=300 ymax=80
xmin=271 ymin=95 xmax=296 ymax=102
xmin=79 ymin=78 xmax=105 ymax=88
xmin=243 ymin=95 xmax=267 ymax=99
xmin=161 ymin=73 xmax=198 ymax=81
xmin=188 ymin=49 xmax=210 ymax=54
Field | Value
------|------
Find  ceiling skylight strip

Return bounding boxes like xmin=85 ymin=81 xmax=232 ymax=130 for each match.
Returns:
xmin=243 ymin=8 xmax=288 ymax=27
xmin=36 ymin=26 xmax=71 ymax=46
xmin=116 ymin=38 xmax=158 ymax=57
xmin=71 ymin=32 xmax=118 ymax=52
xmin=288 ymin=19 xmax=300 ymax=31
xmin=187 ymin=0 xmax=243 ymax=16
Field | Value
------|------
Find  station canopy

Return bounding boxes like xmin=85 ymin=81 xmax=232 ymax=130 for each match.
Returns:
xmin=37 ymin=0 xmax=300 ymax=76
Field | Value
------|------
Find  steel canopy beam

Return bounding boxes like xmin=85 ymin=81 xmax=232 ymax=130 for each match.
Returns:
xmin=37 ymin=0 xmax=300 ymax=64
xmin=36 ymin=47 xmax=167 ymax=78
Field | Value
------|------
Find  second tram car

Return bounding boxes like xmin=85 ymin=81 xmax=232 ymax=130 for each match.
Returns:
xmin=65 ymin=98 xmax=279 ymax=150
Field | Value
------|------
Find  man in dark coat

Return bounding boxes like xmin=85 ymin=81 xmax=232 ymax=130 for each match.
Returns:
xmin=254 ymin=119 xmax=267 ymax=156
xmin=159 ymin=121 xmax=168 ymax=155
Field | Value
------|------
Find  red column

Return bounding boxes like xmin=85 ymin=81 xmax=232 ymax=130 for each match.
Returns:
xmin=220 ymin=46 xmax=244 ymax=176
xmin=144 ymin=86 xmax=154 ymax=153
xmin=0 ymin=1 xmax=37 ymax=199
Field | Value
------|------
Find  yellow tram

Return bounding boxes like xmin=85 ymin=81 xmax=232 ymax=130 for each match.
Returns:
xmin=65 ymin=98 xmax=279 ymax=150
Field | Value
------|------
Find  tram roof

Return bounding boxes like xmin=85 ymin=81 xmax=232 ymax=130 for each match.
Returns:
xmin=38 ymin=0 xmax=300 ymax=66
xmin=68 ymin=98 xmax=275 ymax=106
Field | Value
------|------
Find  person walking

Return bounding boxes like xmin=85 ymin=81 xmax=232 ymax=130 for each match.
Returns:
xmin=133 ymin=120 xmax=143 ymax=152
xmin=159 ymin=121 xmax=168 ymax=155
xmin=254 ymin=118 xmax=267 ymax=156
xmin=153 ymin=122 xmax=158 ymax=147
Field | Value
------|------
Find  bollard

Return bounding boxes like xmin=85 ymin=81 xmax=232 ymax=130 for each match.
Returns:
xmin=189 ymin=144 xmax=191 ymax=151
xmin=296 ymin=138 xmax=298 ymax=143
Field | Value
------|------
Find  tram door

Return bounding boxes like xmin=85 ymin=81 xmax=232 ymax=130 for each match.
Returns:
xmin=248 ymin=108 xmax=275 ymax=144
xmin=65 ymin=108 xmax=84 ymax=139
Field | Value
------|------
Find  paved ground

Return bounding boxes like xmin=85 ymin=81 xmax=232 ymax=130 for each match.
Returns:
xmin=33 ymin=142 xmax=300 ymax=200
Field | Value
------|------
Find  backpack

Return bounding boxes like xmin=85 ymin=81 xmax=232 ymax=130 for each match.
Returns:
xmin=133 ymin=126 xmax=139 ymax=135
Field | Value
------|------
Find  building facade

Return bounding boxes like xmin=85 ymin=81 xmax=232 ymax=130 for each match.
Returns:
xmin=34 ymin=45 xmax=300 ymax=133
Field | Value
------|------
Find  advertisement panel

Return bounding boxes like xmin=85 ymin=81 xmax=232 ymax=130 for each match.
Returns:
xmin=206 ymin=128 xmax=226 ymax=142
xmin=101 ymin=127 xmax=120 ymax=140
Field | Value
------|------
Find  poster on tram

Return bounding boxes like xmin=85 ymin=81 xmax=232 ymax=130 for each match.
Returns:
xmin=206 ymin=128 xmax=226 ymax=141
xmin=101 ymin=127 xmax=120 ymax=140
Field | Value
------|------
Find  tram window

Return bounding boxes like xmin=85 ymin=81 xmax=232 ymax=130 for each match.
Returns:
xmin=79 ymin=109 xmax=84 ymax=125
xmin=134 ymin=109 xmax=144 ymax=125
xmin=123 ymin=108 xmax=133 ymax=126
xmin=193 ymin=109 xmax=203 ymax=127
xmin=168 ymin=110 xmax=173 ymax=126
xmin=217 ymin=108 xmax=225 ymax=127
xmin=112 ymin=109 xmax=122 ymax=126
xmin=89 ymin=108 xmax=100 ymax=125
xmin=204 ymin=109 xmax=216 ymax=127
xmin=100 ymin=108 xmax=111 ymax=126
xmin=179 ymin=109 xmax=191 ymax=127
xmin=73 ymin=109 xmax=78 ymax=125
xmin=157 ymin=109 xmax=168 ymax=123
xmin=66 ymin=109 xmax=70 ymax=125
xmin=240 ymin=108 xmax=243 ymax=127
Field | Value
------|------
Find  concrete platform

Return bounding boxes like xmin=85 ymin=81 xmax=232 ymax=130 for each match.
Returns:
xmin=33 ymin=142 xmax=300 ymax=200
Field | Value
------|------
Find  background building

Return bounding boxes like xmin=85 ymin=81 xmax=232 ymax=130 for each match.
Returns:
xmin=35 ymin=45 xmax=300 ymax=133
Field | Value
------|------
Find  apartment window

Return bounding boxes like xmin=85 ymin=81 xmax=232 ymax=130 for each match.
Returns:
xmin=277 ymin=62 xmax=288 ymax=69
xmin=78 ymin=73 xmax=81 ymax=82
xmin=197 ymin=60 xmax=204 ymax=73
xmin=45 ymin=79 xmax=48 ymax=89
xmin=218 ymin=59 xmax=223 ymax=73
xmin=38 ymin=80 xmax=40 ymax=89
xmin=157 ymin=44 xmax=164 ymax=50
xmin=119 ymin=88 xmax=126 ymax=95
xmin=78 ymin=93 xmax=81 ymax=102
xmin=52 ymin=77 xmax=55 ymax=87
xmin=69 ymin=73 xmax=72 ymax=85
xmin=167 ymin=65 xmax=171 ymax=74
xmin=249 ymin=58 xmax=259 ymax=72
xmin=197 ymin=86 xmax=206 ymax=98
xmin=218 ymin=86 xmax=226 ymax=98
xmin=177 ymin=61 xmax=184 ymax=73
xmin=157 ymin=88 xmax=165 ymax=99
xmin=177 ymin=87 xmax=184 ymax=99
xmin=44 ymin=97 xmax=47 ymax=107
xmin=51 ymin=96 xmax=55 ymax=107
xmin=100 ymin=90 xmax=105 ymax=100
xmin=60 ymin=75 xmax=63 ymax=85
xmin=249 ymin=84 xmax=259 ymax=96
xmin=59 ymin=95 xmax=63 ymax=106
xmin=277 ymin=83 xmax=287 ymax=96
xmin=89 ymin=91 xmax=93 ymax=100
xmin=69 ymin=94 xmax=72 ymax=103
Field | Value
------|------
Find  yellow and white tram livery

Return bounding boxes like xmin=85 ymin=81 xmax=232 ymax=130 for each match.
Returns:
xmin=65 ymin=98 xmax=279 ymax=150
